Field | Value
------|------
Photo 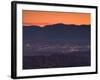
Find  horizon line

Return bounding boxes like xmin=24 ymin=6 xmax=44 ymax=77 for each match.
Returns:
xmin=23 ymin=23 xmax=91 ymax=27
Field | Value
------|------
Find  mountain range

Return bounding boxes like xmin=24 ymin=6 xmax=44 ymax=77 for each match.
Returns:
xmin=23 ymin=23 xmax=90 ymax=43
xmin=23 ymin=23 xmax=91 ymax=69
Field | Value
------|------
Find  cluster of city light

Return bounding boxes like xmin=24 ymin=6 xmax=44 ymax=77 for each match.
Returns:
xmin=24 ymin=42 xmax=90 ymax=53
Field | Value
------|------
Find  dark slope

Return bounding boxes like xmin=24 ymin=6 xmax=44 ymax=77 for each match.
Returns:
xmin=23 ymin=23 xmax=90 ymax=42
xmin=23 ymin=23 xmax=91 ymax=69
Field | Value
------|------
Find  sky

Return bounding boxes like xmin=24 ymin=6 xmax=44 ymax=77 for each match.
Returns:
xmin=22 ymin=10 xmax=91 ymax=27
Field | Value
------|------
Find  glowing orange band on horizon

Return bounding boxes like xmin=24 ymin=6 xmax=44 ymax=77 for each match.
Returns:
xmin=22 ymin=10 xmax=91 ymax=27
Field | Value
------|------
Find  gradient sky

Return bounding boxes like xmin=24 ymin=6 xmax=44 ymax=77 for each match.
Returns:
xmin=23 ymin=10 xmax=91 ymax=27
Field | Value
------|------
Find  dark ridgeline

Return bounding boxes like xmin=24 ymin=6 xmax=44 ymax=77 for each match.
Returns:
xmin=23 ymin=23 xmax=91 ymax=69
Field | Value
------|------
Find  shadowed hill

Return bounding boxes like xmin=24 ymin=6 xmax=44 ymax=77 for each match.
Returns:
xmin=23 ymin=23 xmax=91 ymax=69
xmin=23 ymin=23 xmax=90 ymax=42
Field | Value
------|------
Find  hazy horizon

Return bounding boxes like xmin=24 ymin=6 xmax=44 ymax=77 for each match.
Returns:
xmin=23 ymin=23 xmax=91 ymax=28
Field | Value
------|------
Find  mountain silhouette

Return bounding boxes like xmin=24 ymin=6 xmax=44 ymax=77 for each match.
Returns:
xmin=23 ymin=23 xmax=90 ymax=44
xmin=23 ymin=23 xmax=91 ymax=69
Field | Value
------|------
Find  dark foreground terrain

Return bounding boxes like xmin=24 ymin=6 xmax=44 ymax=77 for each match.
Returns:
xmin=23 ymin=51 xmax=90 ymax=69
xmin=23 ymin=24 xmax=91 ymax=69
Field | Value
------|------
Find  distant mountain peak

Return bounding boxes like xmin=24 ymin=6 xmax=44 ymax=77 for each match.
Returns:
xmin=50 ymin=23 xmax=66 ymax=25
xmin=44 ymin=23 xmax=69 ymax=28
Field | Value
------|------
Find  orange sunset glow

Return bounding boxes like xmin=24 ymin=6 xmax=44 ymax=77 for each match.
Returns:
xmin=22 ymin=10 xmax=91 ymax=27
